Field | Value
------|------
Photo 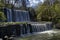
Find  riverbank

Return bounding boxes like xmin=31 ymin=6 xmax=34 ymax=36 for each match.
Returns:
xmin=14 ymin=29 xmax=60 ymax=40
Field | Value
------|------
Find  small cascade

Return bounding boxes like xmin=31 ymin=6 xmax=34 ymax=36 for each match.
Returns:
xmin=4 ymin=8 xmax=30 ymax=22
xmin=0 ymin=22 xmax=53 ymax=38
xmin=30 ymin=22 xmax=52 ymax=33
xmin=15 ymin=22 xmax=52 ymax=36
xmin=4 ymin=8 xmax=12 ymax=22
xmin=13 ymin=10 xmax=30 ymax=22
xmin=7 ymin=9 xmax=12 ymax=22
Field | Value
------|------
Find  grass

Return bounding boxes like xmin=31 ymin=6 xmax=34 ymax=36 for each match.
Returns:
xmin=0 ymin=22 xmax=27 ymax=26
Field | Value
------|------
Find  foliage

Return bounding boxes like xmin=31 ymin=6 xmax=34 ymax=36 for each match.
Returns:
xmin=35 ymin=0 xmax=60 ymax=23
xmin=0 ymin=12 xmax=6 ymax=21
xmin=0 ymin=0 xmax=5 ymax=7
xmin=27 ymin=7 xmax=37 ymax=21
xmin=0 ymin=0 xmax=6 ymax=22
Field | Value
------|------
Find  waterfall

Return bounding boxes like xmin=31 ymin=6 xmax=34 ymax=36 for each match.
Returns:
xmin=19 ymin=22 xmax=52 ymax=36
xmin=4 ymin=8 xmax=30 ymax=22
xmin=3 ymin=8 xmax=53 ymax=37
xmin=4 ymin=8 xmax=12 ymax=22
xmin=29 ymin=22 xmax=52 ymax=33
xmin=13 ymin=10 xmax=30 ymax=22
xmin=0 ymin=22 xmax=53 ymax=38
xmin=7 ymin=8 xmax=12 ymax=22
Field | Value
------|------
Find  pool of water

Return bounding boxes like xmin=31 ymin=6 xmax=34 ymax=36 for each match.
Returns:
xmin=14 ymin=29 xmax=60 ymax=40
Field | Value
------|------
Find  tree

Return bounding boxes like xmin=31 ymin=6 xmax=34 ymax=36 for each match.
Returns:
xmin=0 ymin=12 xmax=6 ymax=22
xmin=35 ymin=0 xmax=60 ymax=23
xmin=0 ymin=0 xmax=6 ymax=22
xmin=27 ymin=7 xmax=37 ymax=21
xmin=0 ymin=0 xmax=5 ymax=7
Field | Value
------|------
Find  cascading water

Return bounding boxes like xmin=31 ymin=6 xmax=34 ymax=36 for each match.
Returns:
xmin=4 ymin=8 xmax=12 ymax=22
xmin=3 ymin=8 xmax=53 ymax=37
xmin=4 ymin=8 xmax=30 ymax=22
xmin=13 ymin=10 xmax=30 ymax=22
xmin=27 ymin=22 xmax=52 ymax=33
xmin=7 ymin=8 xmax=12 ymax=22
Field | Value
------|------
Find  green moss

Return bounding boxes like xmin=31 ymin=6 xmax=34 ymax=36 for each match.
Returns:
xmin=0 ymin=22 xmax=27 ymax=26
